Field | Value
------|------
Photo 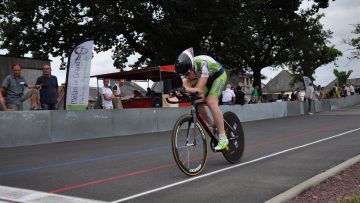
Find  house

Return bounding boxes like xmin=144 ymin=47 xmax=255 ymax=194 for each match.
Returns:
xmin=227 ymin=72 xmax=256 ymax=94
xmin=262 ymin=70 xmax=305 ymax=101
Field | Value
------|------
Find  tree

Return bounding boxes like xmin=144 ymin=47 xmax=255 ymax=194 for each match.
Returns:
xmin=333 ymin=69 xmax=353 ymax=87
xmin=0 ymin=0 xmax=218 ymax=68
xmin=288 ymin=14 xmax=342 ymax=85
xmin=196 ymin=0 xmax=341 ymax=88
xmin=348 ymin=23 xmax=360 ymax=59
xmin=0 ymin=0 xmax=340 ymax=85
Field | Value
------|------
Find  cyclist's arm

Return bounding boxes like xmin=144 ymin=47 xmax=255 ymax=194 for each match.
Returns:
xmin=183 ymin=77 xmax=207 ymax=95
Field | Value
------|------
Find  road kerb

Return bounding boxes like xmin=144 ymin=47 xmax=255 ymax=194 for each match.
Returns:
xmin=265 ymin=154 xmax=360 ymax=203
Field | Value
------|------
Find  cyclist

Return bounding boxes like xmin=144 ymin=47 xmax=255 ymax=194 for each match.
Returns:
xmin=169 ymin=48 xmax=228 ymax=150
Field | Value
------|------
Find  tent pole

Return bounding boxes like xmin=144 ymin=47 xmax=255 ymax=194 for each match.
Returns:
xmin=159 ymin=66 xmax=163 ymax=95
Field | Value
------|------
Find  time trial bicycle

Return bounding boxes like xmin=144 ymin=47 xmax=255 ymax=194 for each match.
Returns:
xmin=167 ymin=93 xmax=245 ymax=176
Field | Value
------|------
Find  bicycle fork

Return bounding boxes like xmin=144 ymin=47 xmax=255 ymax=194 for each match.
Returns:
xmin=185 ymin=105 xmax=198 ymax=146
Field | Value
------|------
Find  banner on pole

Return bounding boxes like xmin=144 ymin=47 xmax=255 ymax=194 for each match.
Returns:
xmin=65 ymin=40 xmax=94 ymax=110
xmin=303 ymin=76 xmax=312 ymax=88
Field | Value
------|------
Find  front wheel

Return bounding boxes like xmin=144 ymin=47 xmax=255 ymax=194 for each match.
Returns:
xmin=172 ymin=114 xmax=208 ymax=176
xmin=222 ymin=111 xmax=245 ymax=164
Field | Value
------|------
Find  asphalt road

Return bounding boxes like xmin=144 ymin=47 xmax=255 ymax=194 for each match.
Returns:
xmin=1 ymin=104 xmax=360 ymax=203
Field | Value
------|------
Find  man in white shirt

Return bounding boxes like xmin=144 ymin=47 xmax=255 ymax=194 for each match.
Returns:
xmin=349 ymin=83 xmax=355 ymax=95
xmin=100 ymin=78 xmax=115 ymax=109
xmin=345 ymin=84 xmax=351 ymax=96
xmin=222 ymin=84 xmax=235 ymax=105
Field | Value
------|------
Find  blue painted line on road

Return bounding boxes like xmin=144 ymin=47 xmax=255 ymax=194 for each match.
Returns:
xmin=0 ymin=145 xmax=170 ymax=176
xmin=246 ymin=116 xmax=346 ymax=136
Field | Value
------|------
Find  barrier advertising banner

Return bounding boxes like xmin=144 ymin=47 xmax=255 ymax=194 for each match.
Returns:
xmin=65 ymin=40 xmax=94 ymax=110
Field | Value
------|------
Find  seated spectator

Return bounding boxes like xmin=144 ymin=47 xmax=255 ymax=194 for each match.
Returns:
xmin=235 ymin=86 xmax=245 ymax=105
xmin=146 ymin=87 xmax=155 ymax=96
xmin=133 ymin=90 xmax=143 ymax=98
xmin=248 ymin=95 xmax=257 ymax=104
xmin=1 ymin=64 xmax=40 ymax=110
xmin=222 ymin=84 xmax=235 ymax=105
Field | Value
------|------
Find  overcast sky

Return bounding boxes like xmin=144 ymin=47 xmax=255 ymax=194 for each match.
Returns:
xmin=1 ymin=0 xmax=359 ymax=88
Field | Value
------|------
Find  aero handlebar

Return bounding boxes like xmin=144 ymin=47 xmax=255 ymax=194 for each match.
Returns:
xmin=166 ymin=93 xmax=202 ymax=104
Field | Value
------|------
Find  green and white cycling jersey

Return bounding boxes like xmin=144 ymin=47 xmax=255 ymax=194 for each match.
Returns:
xmin=182 ymin=55 xmax=227 ymax=97
xmin=193 ymin=55 xmax=223 ymax=78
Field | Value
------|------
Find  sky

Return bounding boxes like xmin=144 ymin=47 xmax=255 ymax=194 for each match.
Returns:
xmin=1 ymin=0 xmax=359 ymax=88
xmin=262 ymin=0 xmax=360 ymax=86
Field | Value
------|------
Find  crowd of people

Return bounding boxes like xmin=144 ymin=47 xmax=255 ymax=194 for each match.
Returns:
xmin=1 ymin=63 xmax=360 ymax=111
xmin=98 ymin=78 xmax=146 ymax=110
xmin=220 ymin=84 xmax=261 ymax=105
xmin=219 ymin=82 xmax=360 ymax=106
xmin=0 ymin=63 xmax=59 ymax=111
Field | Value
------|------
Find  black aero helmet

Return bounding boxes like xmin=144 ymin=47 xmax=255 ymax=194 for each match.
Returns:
xmin=175 ymin=48 xmax=194 ymax=75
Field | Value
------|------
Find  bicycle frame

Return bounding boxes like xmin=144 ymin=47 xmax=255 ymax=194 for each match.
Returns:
xmin=192 ymin=101 xmax=238 ymax=143
xmin=167 ymin=95 xmax=238 ymax=144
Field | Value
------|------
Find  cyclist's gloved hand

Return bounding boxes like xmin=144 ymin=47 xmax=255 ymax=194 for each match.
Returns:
xmin=168 ymin=87 xmax=186 ymax=97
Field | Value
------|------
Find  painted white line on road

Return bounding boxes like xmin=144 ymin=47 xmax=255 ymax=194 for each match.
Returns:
xmin=111 ymin=127 xmax=360 ymax=203
xmin=0 ymin=185 xmax=106 ymax=203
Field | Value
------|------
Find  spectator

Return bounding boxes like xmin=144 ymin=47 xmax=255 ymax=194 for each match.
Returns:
xmin=334 ymin=83 xmax=340 ymax=98
xmin=304 ymin=82 xmax=314 ymax=115
xmin=345 ymin=84 xmax=351 ymax=96
xmin=279 ymin=91 xmax=288 ymax=101
xmin=320 ymin=87 xmax=325 ymax=100
xmin=112 ymin=79 xmax=125 ymax=109
xmin=277 ymin=94 xmax=284 ymax=101
xmin=146 ymin=87 xmax=154 ymax=96
xmin=36 ymin=64 xmax=59 ymax=110
xmin=0 ymin=90 xmax=12 ymax=111
xmin=0 ymin=64 xmax=40 ymax=110
xmin=100 ymin=78 xmax=115 ymax=110
xmin=248 ymin=95 xmax=257 ymax=104
xmin=295 ymin=88 xmax=301 ymax=101
xmin=313 ymin=85 xmax=320 ymax=101
xmin=356 ymin=85 xmax=360 ymax=94
xmin=349 ymin=83 xmax=355 ymax=95
xmin=340 ymin=85 xmax=347 ymax=97
xmin=222 ymin=84 xmax=235 ymax=105
xmin=327 ymin=86 xmax=336 ymax=99
xmin=290 ymin=89 xmax=297 ymax=101
xmin=133 ymin=90 xmax=143 ymax=98
xmin=251 ymin=85 xmax=259 ymax=101
xmin=235 ymin=86 xmax=245 ymax=105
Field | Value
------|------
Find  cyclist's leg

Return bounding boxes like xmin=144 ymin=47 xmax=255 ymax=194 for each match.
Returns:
xmin=197 ymin=102 xmax=215 ymax=129
xmin=206 ymin=73 xmax=227 ymax=149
